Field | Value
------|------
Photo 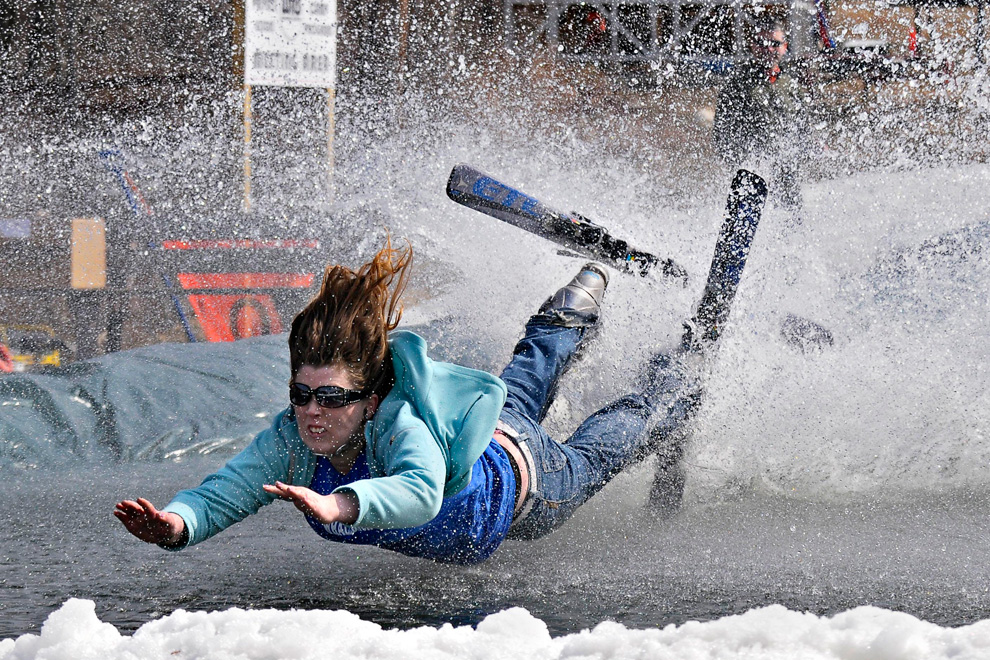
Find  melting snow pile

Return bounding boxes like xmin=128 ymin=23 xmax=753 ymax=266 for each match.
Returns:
xmin=3 ymin=599 xmax=990 ymax=660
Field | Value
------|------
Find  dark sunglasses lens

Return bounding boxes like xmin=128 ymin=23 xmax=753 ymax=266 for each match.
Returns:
xmin=289 ymin=384 xmax=311 ymax=406
xmin=290 ymin=383 xmax=357 ymax=408
xmin=313 ymin=392 xmax=349 ymax=408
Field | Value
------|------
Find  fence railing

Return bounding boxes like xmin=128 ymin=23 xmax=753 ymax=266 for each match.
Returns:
xmin=503 ymin=0 xmax=811 ymax=65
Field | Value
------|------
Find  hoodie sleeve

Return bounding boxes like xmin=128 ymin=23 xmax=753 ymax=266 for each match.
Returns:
xmin=332 ymin=420 xmax=447 ymax=530
xmin=161 ymin=410 xmax=304 ymax=548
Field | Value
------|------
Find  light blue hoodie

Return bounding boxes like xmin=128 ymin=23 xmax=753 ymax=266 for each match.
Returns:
xmin=163 ymin=330 xmax=507 ymax=547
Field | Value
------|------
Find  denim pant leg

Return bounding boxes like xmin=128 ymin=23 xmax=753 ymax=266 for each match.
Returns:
xmin=503 ymin=349 xmax=701 ymax=541
xmin=498 ymin=318 xmax=586 ymax=424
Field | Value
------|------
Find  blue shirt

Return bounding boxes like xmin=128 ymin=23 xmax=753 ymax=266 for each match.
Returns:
xmin=306 ymin=439 xmax=516 ymax=564
xmin=164 ymin=331 xmax=508 ymax=550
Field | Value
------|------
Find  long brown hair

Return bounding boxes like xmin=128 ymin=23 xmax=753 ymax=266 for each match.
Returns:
xmin=289 ymin=238 xmax=413 ymax=399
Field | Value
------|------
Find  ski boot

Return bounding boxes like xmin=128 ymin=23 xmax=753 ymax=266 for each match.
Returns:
xmin=533 ymin=262 xmax=609 ymax=331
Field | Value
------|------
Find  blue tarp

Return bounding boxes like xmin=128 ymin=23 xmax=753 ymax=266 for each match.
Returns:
xmin=0 ymin=316 xmax=505 ymax=469
xmin=0 ymin=335 xmax=290 ymax=468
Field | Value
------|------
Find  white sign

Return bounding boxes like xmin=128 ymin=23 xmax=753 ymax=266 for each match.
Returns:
xmin=245 ymin=0 xmax=336 ymax=88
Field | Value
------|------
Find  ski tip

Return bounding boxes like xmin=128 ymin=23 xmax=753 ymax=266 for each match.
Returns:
xmin=732 ymin=169 xmax=769 ymax=201
xmin=445 ymin=164 xmax=467 ymax=201
xmin=446 ymin=163 xmax=488 ymax=199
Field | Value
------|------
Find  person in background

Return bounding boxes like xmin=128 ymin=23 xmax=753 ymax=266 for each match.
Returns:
xmin=115 ymin=239 xmax=701 ymax=564
xmin=713 ymin=19 xmax=807 ymax=215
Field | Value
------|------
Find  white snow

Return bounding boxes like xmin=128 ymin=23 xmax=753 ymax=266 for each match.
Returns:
xmin=4 ymin=599 xmax=990 ymax=660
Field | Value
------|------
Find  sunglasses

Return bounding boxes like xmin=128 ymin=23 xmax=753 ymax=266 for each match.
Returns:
xmin=289 ymin=382 xmax=368 ymax=409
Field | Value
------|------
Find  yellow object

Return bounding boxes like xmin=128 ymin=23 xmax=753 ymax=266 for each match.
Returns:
xmin=0 ymin=325 xmax=62 ymax=370
xmin=71 ymin=217 xmax=107 ymax=289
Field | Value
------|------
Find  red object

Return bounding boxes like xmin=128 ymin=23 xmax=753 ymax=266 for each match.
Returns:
xmin=585 ymin=10 xmax=607 ymax=34
xmin=162 ymin=239 xmax=320 ymax=250
xmin=176 ymin=272 xmax=315 ymax=289
xmin=908 ymin=27 xmax=917 ymax=56
xmin=187 ymin=294 xmax=283 ymax=342
xmin=177 ymin=271 xmax=314 ymax=341
xmin=176 ymin=271 xmax=314 ymax=341
xmin=233 ymin=301 xmax=266 ymax=338
xmin=0 ymin=344 xmax=13 ymax=373
xmin=583 ymin=9 xmax=607 ymax=47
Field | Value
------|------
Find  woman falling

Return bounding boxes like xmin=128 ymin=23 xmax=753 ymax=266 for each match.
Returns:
xmin=115 ymin=238 xmax=699 ymax=564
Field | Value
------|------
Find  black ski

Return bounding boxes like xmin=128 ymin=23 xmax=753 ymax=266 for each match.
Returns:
xmin=446 ymin=164 xmax=688 ymax=282
xmin=650 ymin=169 xmax=767 ymax=514
xmin=684 ymin=168 xmax=768 ymax=349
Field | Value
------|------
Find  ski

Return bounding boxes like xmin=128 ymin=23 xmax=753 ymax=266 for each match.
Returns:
xmin=446 ymin=164 xmax=688 ymax=282
xmin=684 ymin=168 xmax=768 ymax=349
xmin=650 ymin=169 xmax=767 ymax=514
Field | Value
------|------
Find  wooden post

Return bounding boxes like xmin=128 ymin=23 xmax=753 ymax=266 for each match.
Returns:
xmin=69 ymin=218 xmax=107 ymax=359
xmin=327 ymin=86 xmax=336 ymax=201
xmin=978 ymin=0 xmax=987 ymax=64
xmin=243 ymin=84 xmax=253 ymax=213
xmin=398 ymin=0 xmax=411 ymax=95
xmin=233 ymin=0 xmax=251 ymax=212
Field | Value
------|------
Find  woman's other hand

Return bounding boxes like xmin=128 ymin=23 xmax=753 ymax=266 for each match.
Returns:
xmin=263 ymin=482 xmax=359 ymax=525
xmin=113 ymin=498 xmax=186 ymax=545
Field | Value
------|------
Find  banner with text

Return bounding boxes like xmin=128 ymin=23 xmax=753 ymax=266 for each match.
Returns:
xmin=245 ymin=0 xmax=336 ymax=88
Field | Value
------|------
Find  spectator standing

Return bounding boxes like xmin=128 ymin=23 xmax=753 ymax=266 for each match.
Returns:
xmin=713 ymin=20 xmax=807 ymax=215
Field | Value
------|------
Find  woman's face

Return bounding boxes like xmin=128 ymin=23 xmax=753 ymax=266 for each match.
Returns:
xmin=292 ymin=364 xmax=377 ymax=456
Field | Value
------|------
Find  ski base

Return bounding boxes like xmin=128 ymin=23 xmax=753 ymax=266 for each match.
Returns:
xmin=447 ymin=164 xmax=687 ymax=282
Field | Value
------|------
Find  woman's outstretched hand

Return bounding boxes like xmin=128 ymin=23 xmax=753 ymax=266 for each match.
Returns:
xmin=114 ymin=497 xmax=186 ymax=545
xmin=263 ymin=482 xmax=359 ymax=525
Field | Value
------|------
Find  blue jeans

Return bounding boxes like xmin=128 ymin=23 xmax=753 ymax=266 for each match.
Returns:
xmin=498 ymin=317 xmax=700 ymax=541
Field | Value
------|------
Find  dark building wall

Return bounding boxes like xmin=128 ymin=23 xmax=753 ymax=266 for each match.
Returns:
xmin=0 ymin=0 xmax=507 ymax=116
xmin=0 ymin=0 xmax=456 ymax=357
xmin=0 ymin=0 xmax=235 ymax=111
xmin=0 ymin=0 xmax=480 ymax=114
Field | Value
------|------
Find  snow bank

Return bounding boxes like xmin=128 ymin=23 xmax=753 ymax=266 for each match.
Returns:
xmin=3 ymin=599 xmax=990 ymax=660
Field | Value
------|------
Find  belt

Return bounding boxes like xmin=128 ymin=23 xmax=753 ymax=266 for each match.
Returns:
xmin=493 ymin=431 xmax=524 ymax=509
xmin=494 ymin=420 xmax=538 ymax=527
